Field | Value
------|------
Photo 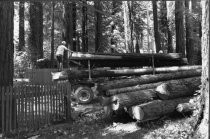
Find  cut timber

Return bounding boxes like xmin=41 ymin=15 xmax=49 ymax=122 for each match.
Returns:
xmin=110 ymin=89 xmax=158 ymax=111
xmin=129 ymin=97 xmax=192 ymax=121
xmin=176 ymin=102 xmax=196 ymax=113
xmin=70 ymin=52 xmax=184 ymax=60
xmin=106 ymin=77 xmax=201 ymax=96
xmin=52 ymin=65 xmax=201 ymax=81
xmin=97 ymin=69 xmax=201 ymax=93
xmin=155 ymin=77 xmax=200 ymax=100
xmin=69 ymin=52 xmax=188 ymax=67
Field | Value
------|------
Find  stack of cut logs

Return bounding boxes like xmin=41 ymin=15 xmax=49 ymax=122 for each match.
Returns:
xmin=97 ymin=65 xmax=201 ymax=122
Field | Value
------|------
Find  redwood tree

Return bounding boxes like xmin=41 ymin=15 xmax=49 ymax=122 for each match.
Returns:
xmin=175 ymin=1 xmax=185 ymax=56
xmin=18 ymin=1 xmax=25 ymax=51
xmin=152 ymin=0 xmax=161 ymax=53
xmin=51 ymin=2 xmax=55 ymax=62
xmin=28 ymin=2 xmax=43 ymax=68
xmin=192 ymin=0 xmax=209 ymax=138
xmin=0 ymin=2 xmax=14 ymax=86
xmin=95 ymin=1 xmax=102 ymax=52
xmin=82 ymin=0 xmax=88 ymax=52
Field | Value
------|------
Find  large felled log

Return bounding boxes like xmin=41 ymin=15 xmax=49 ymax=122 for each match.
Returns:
xmin=52 ymin=65 xmax=201 ymax=81
xmin=106 ymin=77 xmax=201 ymax=96
xmin=155 ymin=77 xmax=201 ymax=100
xmin=129 ymin=97 xmax=192 ymax=121
xmin=110 ymin=89 xmax=158 ymax=111
xmin=97 ymin=69 xmax=201 ymax=93
xmin=69 ymin=52 xmax=188 ymax=68
xmin=176 ymin=102 xmax=196 ymax=113
xmin=70 ymin=52 xmax=184 ymax=60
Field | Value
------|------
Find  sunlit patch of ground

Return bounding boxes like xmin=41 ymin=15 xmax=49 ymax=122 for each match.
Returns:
xmin=102 ymin=122 xmax=140 ymax=136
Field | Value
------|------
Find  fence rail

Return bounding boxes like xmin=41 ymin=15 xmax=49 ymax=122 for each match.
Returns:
xmin=0 ymin=83 xmax=71 ymax=136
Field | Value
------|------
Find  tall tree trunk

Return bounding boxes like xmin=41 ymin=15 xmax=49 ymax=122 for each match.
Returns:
xmin=28 ymin=2 xmax=43 ymax=68
xmin=95 ymin=1 xmax=102 ymax=52
xmin=152 ymin=0 xmax=161 ymax=53
xmin=159 ymin=1 xmax=168 ymax=52
xmin=110 ymin=1 xmax=117 ymax=53
xmin=146 ymin=7 xmax=150 ymax=52
xmin=128 ymin=1 xmax=134 ymax=53
xmin=185 ymin=0 xmax=194 ymax=65
xmin=82 ymin=0 xmax=88 ymax=52
xmin=135 ymin=34 xmax=140 ymax=53
xmin=123 ymin=1 xmax=131 ymax=53
xmin=63 ymin=2 xmax=73 ymax=49
xmin=63 ymin=2 xmax=74 ymax=68
xmin=0 ymin=2 xmax=14 ymax=86
xmin=192 ymin=0 xmax=209 ymax=138
xmin=175 ymin=1 xmax=185 ymax=56
xmin=166 ymin=1 xmax=174 ymax=53
xmin=72 ymin=2 xmax=77 ymax=51
xmin=51 ymin=2 xmax=55 ymax=62
xmin=18 ymin=1 xmax=25 ymax=51
xmin=191 ymin=1 xmax=202 ymax=65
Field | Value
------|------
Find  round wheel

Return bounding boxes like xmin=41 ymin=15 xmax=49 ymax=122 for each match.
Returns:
xmin=74 ymin=86 xmax=94 ymax=104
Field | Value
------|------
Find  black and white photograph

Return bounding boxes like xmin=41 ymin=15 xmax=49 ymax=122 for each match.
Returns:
xmin=0 ymin=0 xmax=209 ymax=138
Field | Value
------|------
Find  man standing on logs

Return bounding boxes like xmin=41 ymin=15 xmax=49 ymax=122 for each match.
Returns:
xmin=56 ymin=41 xmax=73 ymax=71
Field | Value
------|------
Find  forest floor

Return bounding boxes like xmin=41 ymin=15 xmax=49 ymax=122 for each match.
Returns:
xmin=26 ymin=98 xmax=195 ymax=139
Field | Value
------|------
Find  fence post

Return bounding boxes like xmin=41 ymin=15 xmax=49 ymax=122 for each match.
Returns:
xmin=65 ymin=83 xmax=72 ymax=121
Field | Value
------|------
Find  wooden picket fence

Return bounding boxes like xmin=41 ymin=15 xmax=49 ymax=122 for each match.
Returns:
xmin=0 ymin=83 xmax=71 ymax=136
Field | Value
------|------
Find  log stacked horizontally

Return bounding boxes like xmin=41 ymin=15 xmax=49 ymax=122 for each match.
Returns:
xmin=98 ymin=66 xmax=201 ymax=123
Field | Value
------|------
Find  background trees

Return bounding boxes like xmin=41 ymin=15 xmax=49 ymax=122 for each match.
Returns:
xmin=12 ymin=1 xmax=203 ymax=71
xmin=0 ymin=2 xmax=14 ymax=86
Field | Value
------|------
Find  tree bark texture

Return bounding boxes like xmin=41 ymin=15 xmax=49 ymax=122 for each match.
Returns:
xmin=72 ymin=2 xmax=77 ymax=51
xmin=69 ymin=52 xmax=188 ymax=67
xmin=166 ymin=1 xmax=174 ymax=53
xmin=52 ymin=65 xmax=201 ymax=82
xmin=97 ymin=69 xmax=202 ymax=92
xmin=123 ymin=1 xmax=131 ymax=53
xmin=152 ymin=0 xmax=161 ymax=53
xmin=175 ymin=1 xmax=185 ymax=56
xmin=106 ymin=77 xmax=201 ymax=96
xmin=110 ymin=89 xmax=158 ymax=111
xmin=63 ymin=2 xmax=74 ymax=67
xmin=51 ymin=2 xmax=55 ymax=62
xmin=0 ymin=2 xmax=14 ymax=86
xmin=82 ymin=0 xmax=88 ymax=52
xmin=18 ymin=1 xmax=25 ymax=51
xmin=185 ymin=0 xmax=202 ymax=65
xmin=156 ymin=77 xmax=201 ymax=100
xmin=95 ymin=1 xmax=102 ymax=52
xmin=192 ymin=0 xmax=209 ymax=138
xmin=29 ymin=2 xmax=43 ymax=68
xmin=129 ymin=97 xmax=192 ymax=121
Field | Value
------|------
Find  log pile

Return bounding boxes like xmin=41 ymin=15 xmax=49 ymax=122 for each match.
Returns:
xmin=52 ymin=65 xmax=201 ymax=81
xmin=98 ymin=67 xmax=201 ymax=123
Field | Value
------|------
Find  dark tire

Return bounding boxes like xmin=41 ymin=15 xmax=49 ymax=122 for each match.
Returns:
xmin=74 ymin=86 xmax=94 ymax=104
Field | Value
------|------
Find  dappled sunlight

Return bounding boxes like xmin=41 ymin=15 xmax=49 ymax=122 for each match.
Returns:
xmin=102 ymin=122 xmax=140 ymax=136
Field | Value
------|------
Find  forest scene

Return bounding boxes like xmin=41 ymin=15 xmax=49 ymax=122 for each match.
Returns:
xmin=0 ymin=0 xmax=209 ymax=139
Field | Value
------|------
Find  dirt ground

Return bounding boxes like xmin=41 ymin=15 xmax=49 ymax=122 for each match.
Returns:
xmin=22 ymin=97 xmax=195 ymax=139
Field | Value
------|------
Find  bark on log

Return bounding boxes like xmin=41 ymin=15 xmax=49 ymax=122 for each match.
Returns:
xmin=106 ymin=77 xmax=201 ymax=96
xmin=110 ymin=89 xmax=158 ymax=111
xmin=52 ymin=65 xmax=201 ymax=81
xmin=176 ymin=102 xmax=196 ymax=113
xmin=69 ymin=52 xmax=188 ymax=68
xmin=129 ymin=97 xmax=192 ymax=121
xmin=155 ymin=77 xmax=201 ymax=100
xmin=97 ymin=69 xmax=201 ymax=93
xmin=70 ymin=52 xmax=184 ymax=60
